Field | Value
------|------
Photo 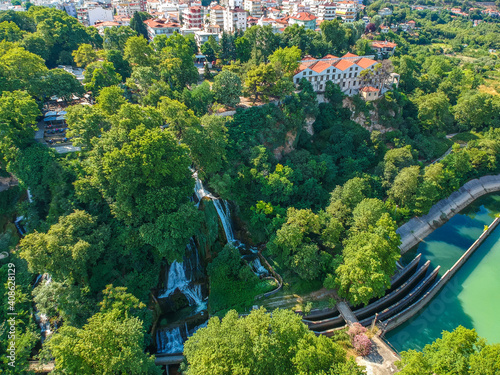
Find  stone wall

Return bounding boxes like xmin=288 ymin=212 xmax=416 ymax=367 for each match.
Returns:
xmin=384 ymin=216 xmax=500 ymax=333
xmin=398 ymin=174 xmax=500 ymax=253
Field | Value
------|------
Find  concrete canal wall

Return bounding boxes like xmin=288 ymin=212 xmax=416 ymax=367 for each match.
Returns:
xmin=398 ymin=174 xmax=500 ymax=253
xmin=384 ymin=216 xmax=500 ymax=333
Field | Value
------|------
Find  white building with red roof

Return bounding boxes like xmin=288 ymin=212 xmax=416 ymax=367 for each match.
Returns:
xmin=288 ymin=12 xmax=317 ymax=30
xmin=244 ymin=0 xmax=263 ymax=17
xmin=293 ymin=52 xmax=399 ymax=96
xmin=371 ymin=40 xmax=397 ymax=56
xmin=224 ymin=7 xmax=247 ymax=32
xmin=144 ymin=18 xmax=181 ymax=41
xmin=209 ymin=4 xmax=225 ymax=28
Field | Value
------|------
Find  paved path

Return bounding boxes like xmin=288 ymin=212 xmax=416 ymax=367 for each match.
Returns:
xmin=356 ymin=336 xmax=400 ymax=375
xmin=336 ymin=301 xmax=359 ymax=325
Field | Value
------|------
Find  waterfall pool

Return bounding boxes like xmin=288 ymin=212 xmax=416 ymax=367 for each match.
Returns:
xmin=386 ymin=194 xmax=500 ymax=351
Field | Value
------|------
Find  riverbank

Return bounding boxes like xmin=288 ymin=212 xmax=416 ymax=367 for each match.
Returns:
xmin=397 ymin=174 xmax=500 ymax=253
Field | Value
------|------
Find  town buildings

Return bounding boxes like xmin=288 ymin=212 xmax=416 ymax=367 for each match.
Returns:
xmin=223 ymin=7 xmax=247 ymax=32
xmin=293 ymin=53 xmax=399 ymax=97
xmin=144 ymin=18 xmax=181 ymax=40
xmin=288 ymin=12 xmax=317 ymax=30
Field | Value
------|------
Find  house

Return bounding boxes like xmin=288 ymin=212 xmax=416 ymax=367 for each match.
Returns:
xmin=293 ymin=52 xmax=397 ymax=96
xmin=144 ymin=18 xmax=181 ymax=41
xmin=288 ymin=12 xmax=317 ymax=30
xmin=316 ymin=2 xmax=336 ymax=21
xmin=371 ymin=40 xmax=397 ymax=56
xmin=224 ymin=7 xmax=247 ymax=32
xmin=87 ymin=7 xmax=114 ymax=26
xmin=359 ymin=86 xmax=379 ymax=101
xmin=94 ymin=20 xmax=121 ymax=34
xmin=380 ymin=25 xmax=389 ymax=33
xmin=194 ymin=30 xmax=219 ymax=47
xmin=378 ymin=7 xmax=392 ymax=16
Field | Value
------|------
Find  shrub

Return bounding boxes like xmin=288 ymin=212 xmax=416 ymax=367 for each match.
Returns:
xmin=353 ymin=334 xmax=372 ymax=356
xmin=348 ymin=322 xmax=367 ymax=338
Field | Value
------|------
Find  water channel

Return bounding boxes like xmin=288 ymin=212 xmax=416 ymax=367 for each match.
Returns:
xmin=386 ymin=194 xmax=500 ymax=351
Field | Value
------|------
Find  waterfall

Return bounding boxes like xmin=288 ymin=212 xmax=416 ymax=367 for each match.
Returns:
xmin=212 ymin=199 xmax=235 ymax=243
xmin=157 ymin=327 xmax=184 ymax=354
xmin=158 ymin=261 xmax=201 ymax=305
xmin=193 ymin=171 xmax=213 ymax=201
xmin=251 ymin=258 xmax=268 ymax=276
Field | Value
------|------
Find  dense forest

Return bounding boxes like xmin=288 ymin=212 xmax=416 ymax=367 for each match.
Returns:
xmin=0 ymin=1 xmax=500 ymax=373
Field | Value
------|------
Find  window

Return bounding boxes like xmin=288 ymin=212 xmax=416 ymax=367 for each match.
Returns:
xmin=319 ymin=84 xmax=323 ymax=90
xmin=343 ymin=73 xmax=346 ymax=78
xmin=349 ymin=73 xmax=352 ymax=78
xmin=343 ymin=82 xmax=345 ymax=87
xmin=296 ymin=78 xmax=300 ymax=84
xmin=309 ymin=71 xmax=312 ymax=75
xmin=327 ymin=69 xmax=330 ymax=73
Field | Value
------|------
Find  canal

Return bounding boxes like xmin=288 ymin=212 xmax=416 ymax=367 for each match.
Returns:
xmin=386 ymin=194 xmax=500 ymax=351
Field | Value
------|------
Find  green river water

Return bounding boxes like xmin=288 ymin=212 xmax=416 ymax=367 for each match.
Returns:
xmin=386 ymin=194 xmax=500 ymax=352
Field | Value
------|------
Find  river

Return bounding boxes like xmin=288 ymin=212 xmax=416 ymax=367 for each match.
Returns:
xmin=386 ymin=194 xmax=500 ymax=351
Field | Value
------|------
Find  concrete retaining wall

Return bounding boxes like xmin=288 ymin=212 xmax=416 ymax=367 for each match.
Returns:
xmin=398 ymin=174 xmax=500 ymax=253
xmin=384 ymin=216 xmax=500 ymax=333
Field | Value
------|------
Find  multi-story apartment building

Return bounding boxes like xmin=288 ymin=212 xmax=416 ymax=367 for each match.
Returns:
xmin=293 ymin=53 xmax=399 ymax=96
xmin=113 ymin=0 xmax=141 ymax=18
xmin=316 ymin=2 xmax=336 ymax=21
xmin=183 ymin=6 xmax=204 ymax=29
xmin=144 ymin=18 xmax=181 ymax=41
xmin=244 ymin=0 xmax=262 ymax=17
xmin=209 ymin=4 xmax=225 ymax=28
xmin=282 ymin=0 xmax=309 ymax=15
xmin=57 ymin=2 xmax=77 ymax=17
xmin=223 ymin=7 xmax=247 ymax=32
xmin=228 ymin=0 xmax=243 ymax=9
xmin=335 ymin=0 xmax=358 ymax=22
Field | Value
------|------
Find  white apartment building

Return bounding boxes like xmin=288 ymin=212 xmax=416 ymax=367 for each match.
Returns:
xmin=244 ymin=0 xmax=262 ymax=17
xmin=228 ymin=0 xmax=243 ymax=9
xmin=87 ymin=7 xmax=113 ymax=25
xmin=335 ymin=1 xmax=358 ymax=22
xmin=113 ymin=0 xmax=141 ymax=18
xmin=316 ymin=2 xmax=336 ymax=21
xmin=282 ymin=0 xmax=309 ymax=15
xmin=223 ymin=7 xmax=247 ymax=32
xmin=194 ymin=30 xmax=219 ymax=47
xmin=209 ymin=4 xmax=225 ymax=28
xmin=183 ymin=6 xmax=204 ymax=29
xmin=293 ymin=53 xmax=399 ymax=96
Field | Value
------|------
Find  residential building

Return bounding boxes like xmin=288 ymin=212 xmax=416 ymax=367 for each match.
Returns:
xmin=282 ymin=1 xmax=309 ymax=15
xmin=335 ymin=1 xmax=358 ymax=23
xmin=228 ymin=0 xmax=243 ymax=9
xmin=113 ymin=0 xmax=141 ymax=18
xmin=244 ymin=0 xmax=262 ymax=17
xmin=378 ymin=7 xmax=392 ymax=16
xmin=144 ymin=18 xmax=181 ymax=41
xmin=88 ymin=7 xmax=113 ymax=25
xmin=194 ymin=30 xmax=219 ymax=47
xmin=359 ymin=86 xmax=380 ymax=101
xmin=380 ymin=25 xmax=389 ymax=33
xmin=288 ymin=12 xmax=317 ymax=30
xmin=223 ymin=7 xmax=247 ymax=32
xmin=371 ymin=40 xmax=397 ymax=56
xmin=293 ymin=52 xmax=399 ymax=96
xmin=57 ymin=2 xmax=77 ymax=17
xmin=209 ymin=4 xmax=225 ymax=28
xmin=183 ymin=6 xmax=203 ymax=29
xmin=316 ymin=2 xmax=336 ymax=21
xmin=94 ymin=20 xmax=121 ymax=34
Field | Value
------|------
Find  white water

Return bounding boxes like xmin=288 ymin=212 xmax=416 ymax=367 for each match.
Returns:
xmin=212 ymin=199 xmax=235 ymax=243
xmin=251 ymin=258 xmax=268 ymax=276
xmin=157 ymin=327 xmax=184 ymax=354
xmin=158 ymin=261 xmax=203 ymax=307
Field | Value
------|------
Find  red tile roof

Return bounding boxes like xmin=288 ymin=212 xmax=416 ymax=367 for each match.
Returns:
xmin=290 ymin=12 xmax=317 ymax=21
xmin=360 ymin=86 xmax=379 ymax=92
xmin=334 ymin=59 xmax=354 ymax=71
xmin=310 ymin=60 xmax=331 ymax=73
xmin=371 ymin=40 xmax=397 ymax=48
xmin=323 ymin=54 xmax=338 ymax=59
xmin=355 ymin=57 xmax=377 ymax=69
xmin=342 ymin=52 xmax=358 ymax=58
xmin=211 ymin=4 xmax=224 ymax=10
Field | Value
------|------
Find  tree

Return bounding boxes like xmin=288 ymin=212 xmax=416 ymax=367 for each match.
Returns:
xmin=235 ymin=36 xmax=251 ymax=62
xmin=335 ymin=214 xmax=400 ymax=306
xmin=72 ymin=43 xmax=98 ymax=67
xmin=212 ymin=70 xmax=242 ymax=108
xmin=355 ymin=38 xmax=373 ymax=56
xmin=414 ymin=92 xmax=454 ymax=134
xmin=183 ymin=308 xmax=363 ymax=375
xmin=43 ymin=68 xmax=85 ymax=102
xmin=44 ymin=308 xmax=160 ymax=374
xmin=0 ymin=90 xmax=40 ymax=163
xmin=129 ymin=11 xmax=151 ymax=40
xmin=157 ymin=97 xmax=199 ymax=138
xmin=182 ymin=81 xmax=213 ymax=116
xmin=19 ymin=210 xmax=110 ymax=284
xmin=103 ymin=26 xmax=137 ymax=51
xmin=351 ymin=198 xmax=385 ymax=232
xmin=388 ymin=165 xmax=420 ymax=208
xmin=124 ymin=35 xmax=155 ymax=67
xmin=95 ymin=85 xmax=127 ymax=116
xmin=320 ymin=19 xmax=347 ymax=54
xmin=396 ymin=326 xmax=499 ymax=375
xmin=269 ymin=46 xmax=302 ymax=77
xmin=454 ymin=91 xmax=499 ymax=131
xmin=0 ymin=20 xmax=23 ymax=42
xmin=83 ymin=61 xmax=122 ymax=96
xmin=66 ymin=105 xmax=110 ymax=149
xmin=245 ymin=63 xmax=281 ymax=103
xmin=105 ymin=49 xmax=132 ymax=80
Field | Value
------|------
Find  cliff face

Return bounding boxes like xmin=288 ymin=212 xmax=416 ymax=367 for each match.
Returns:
xmin=343 ymin=97 xmax=397 ymax=134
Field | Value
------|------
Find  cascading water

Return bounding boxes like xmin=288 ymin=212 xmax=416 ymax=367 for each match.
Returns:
xmin=158 ymin=261 xmax=203 ymax=307
xmin=212 ymin=199 xmax=235 ymax=243
xmin=251 ymin=258 xmax=269 ymax=276
xmin=156 ymin=327 xmax=184 ymax=354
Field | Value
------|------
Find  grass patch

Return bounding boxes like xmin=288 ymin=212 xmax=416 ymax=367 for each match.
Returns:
xmin=451 ymin=132 xmax=480 ymax=144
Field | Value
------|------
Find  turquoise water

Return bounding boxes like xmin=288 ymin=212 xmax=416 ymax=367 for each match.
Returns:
xmin=386 ymin=194 xmax=500 ymax=351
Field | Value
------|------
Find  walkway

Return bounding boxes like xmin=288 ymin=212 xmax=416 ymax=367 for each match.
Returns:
xmin=355 ymin=336 xmax=400 ymax=375
xmin=336 ymin=301 xmax=358 ymax=325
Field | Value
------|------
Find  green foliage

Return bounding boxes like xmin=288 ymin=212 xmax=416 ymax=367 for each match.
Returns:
xmin=72 ymin=43 xmax=97 ymax=68
xmin=183 ymin=308 xmax=364 ymax=375
xmin=212 ymin=70 xmax=242 ymax=108
xmin=83 ymin=61 xmax=122 ymax=97
xmin=129 ymin=11 xmax=151 ymax=40
xmin=396 ymin=326 xmax=499 ymax=375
